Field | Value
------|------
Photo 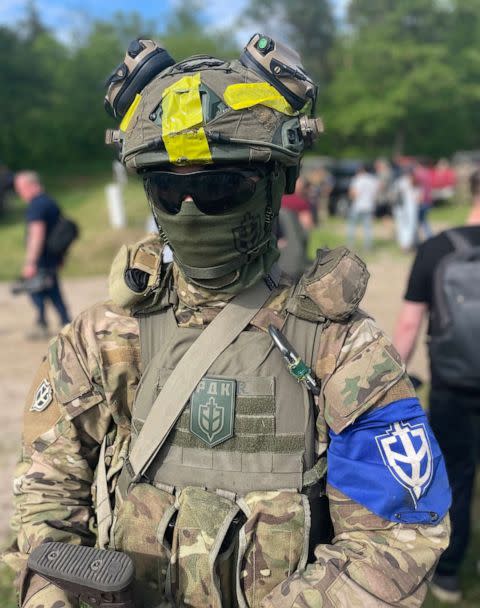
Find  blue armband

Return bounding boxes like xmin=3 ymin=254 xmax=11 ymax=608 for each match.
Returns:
xmin=327 ymin=398 xmax=451 ymax=524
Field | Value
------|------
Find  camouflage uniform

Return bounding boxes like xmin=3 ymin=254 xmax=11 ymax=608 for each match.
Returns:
xmin=4 ymin=236 xmax=450 ymax=608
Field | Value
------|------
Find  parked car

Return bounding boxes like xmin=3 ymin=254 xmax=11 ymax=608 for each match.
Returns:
xmin=328 ymin=159 xmax=364 ymax=216
xmin=431 ymin=159 xmax=456 ymax=203
xmin=395 ymin=156 xmax=457 ymax=205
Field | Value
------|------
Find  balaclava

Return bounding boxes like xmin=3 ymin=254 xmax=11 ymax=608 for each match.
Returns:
xmin=149 ymin=166 xmax=286 ymax=294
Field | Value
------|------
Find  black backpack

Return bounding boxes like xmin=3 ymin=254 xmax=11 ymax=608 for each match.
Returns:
xmin=46 ymin=215 xmax=79 ymax=258
xmin=429 ymin=229 xmax=480 ymax=389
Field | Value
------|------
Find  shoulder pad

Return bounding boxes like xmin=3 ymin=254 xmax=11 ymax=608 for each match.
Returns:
xmin=286 ymin=247 xmax=369 ymax=322
xmin=109 ymin=234 xmax=165 ymax=309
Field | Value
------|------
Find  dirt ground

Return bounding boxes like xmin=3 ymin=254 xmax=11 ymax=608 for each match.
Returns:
xmin=0 ymin=254 xmax=428 ymax=544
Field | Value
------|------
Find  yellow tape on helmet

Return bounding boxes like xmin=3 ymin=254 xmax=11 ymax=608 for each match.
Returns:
xmin=120 ymin=93 xmax=142 ymax=132
xmin=223 ymin=82 xmax=295 ymax=115
xmin=161 ymin=73 xmax=212 ymax=164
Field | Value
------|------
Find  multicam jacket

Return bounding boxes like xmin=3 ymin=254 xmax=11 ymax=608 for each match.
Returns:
xmin=5 ymin=236 xmax=450 ymax=608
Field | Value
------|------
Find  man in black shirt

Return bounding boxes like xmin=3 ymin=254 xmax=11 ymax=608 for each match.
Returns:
xmin=393 ymin=170 xmax=480 ymax=604
xmin=15 ymin=171 xmax=71 ymax=339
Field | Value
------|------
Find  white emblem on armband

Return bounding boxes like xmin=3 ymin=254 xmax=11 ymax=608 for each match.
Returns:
xmin=30 ymin=379 xmax=53 ymax=412
xmin=376 ymin=421 xmax=433 ymax=507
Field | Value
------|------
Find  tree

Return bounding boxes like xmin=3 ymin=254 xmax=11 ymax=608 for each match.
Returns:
xmin=323 ymin=0 xmax=480 ymax=157
xmin=19 ymin=0 xmax=48 ymax=42
xmin=0 ymin=2 xmax=240 ymax=171
xmin=161 ymin=0 xmax=238 ymax=60
xmin=245 ymin=0 xmax=336 ymax=87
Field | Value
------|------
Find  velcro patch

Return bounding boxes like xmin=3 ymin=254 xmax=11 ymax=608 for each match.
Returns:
xmin=23 ymin=360 xmax=62 ymax=445
xmin=30 ymin=379 xmax=53 ymax=412
xmin=190 ymin=377 xmax=236 ymax=448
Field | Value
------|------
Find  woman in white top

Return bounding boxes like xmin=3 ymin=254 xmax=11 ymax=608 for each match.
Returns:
xmin=393 ymin=167 xmax=420 ymax=252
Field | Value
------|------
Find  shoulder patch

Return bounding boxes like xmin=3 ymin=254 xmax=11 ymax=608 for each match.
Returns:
xmin=30 ymin=379 xmax=53 ymax=412
xmin=23 ymin=359 xmax=63 ymax=445
xmin=376 ymin=420 xmax=433 ymax=506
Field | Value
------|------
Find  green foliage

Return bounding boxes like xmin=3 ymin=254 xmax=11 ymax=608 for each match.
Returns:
xmin=244 ymin=0 xmax=480 ymax=157
xmin=245 ymin=0 xmax=336 ymax=86
xmin=162 ymin=0 xmax=238 ymax=60
xmin=3 ymin=0 xmax=480 ymax=170
xmin=322 ymin=0 xmax=480 ymax=157
xmin=0 ymin=4 xmax=239 ymax=172
xmin=0 ymin=171 xmax=148 ymax=281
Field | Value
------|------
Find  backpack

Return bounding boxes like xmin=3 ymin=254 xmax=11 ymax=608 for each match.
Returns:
xmin=46 ymin=215 xmax=79 ymax=257
xmin=429 ymin=229 xmax=480 ymax=390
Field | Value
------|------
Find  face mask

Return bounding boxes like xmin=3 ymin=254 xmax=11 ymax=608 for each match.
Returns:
xmin=148 ymin=168 xmax=286 ymax=293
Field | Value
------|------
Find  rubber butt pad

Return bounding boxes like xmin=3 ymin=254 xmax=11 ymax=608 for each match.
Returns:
xmin=28 ymin=542 xmax=135 ymax=593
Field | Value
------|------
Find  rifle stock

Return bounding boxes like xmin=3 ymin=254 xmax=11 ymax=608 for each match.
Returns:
xmin=28 ymin=542 xmax=135 ymax=607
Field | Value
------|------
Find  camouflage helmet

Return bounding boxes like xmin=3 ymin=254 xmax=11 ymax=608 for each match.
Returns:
xmin=106 ymin=38 xmax=323 ymax=189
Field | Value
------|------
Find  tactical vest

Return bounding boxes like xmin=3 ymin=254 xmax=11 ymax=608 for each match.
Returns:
xmin=107 ymin=239 xmax=368 ymax=608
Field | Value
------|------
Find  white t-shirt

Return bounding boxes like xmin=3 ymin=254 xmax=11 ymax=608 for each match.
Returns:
xmin=350 ymin=173 xmax=379 ymax=213
xmin=393 ymin=175 xmax=419 ymax=249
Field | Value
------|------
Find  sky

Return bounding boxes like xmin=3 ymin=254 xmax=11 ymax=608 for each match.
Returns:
xmin=0 ymin=0 xmax=349 ymax=44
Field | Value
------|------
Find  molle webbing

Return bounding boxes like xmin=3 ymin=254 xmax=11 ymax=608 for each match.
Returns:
xmin=162 ymin=406 xmax=305 ymax=453
xmin=124 ymin=290 xmax=324 ymax=497
xmin=126 ymin=280 xmax=272 ymax=482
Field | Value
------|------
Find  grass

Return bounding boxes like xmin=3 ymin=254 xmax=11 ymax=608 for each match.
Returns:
xmin=0 ymin=565 xmax=15 ymax=607
xmin=307 ymin=198 xmax=471 ymax=263
xmin=0 ymin=174 xmax=472 ymax=282
xmin=429 ymin=199 xmax=470 ymax=226
xmin=0 ymin=172 xmax=148 ymax=281
xmin=424 ymin=474 xmax=480 ymax=608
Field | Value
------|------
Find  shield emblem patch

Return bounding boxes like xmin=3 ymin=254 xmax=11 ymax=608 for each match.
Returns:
xmin=190 ymin=377 xmax=236 ymax=447
xmin=30 ymin=379 xmax=53 ymax=412
xmin=233 ymin=212 xmax=262 ymax=253
xmin=376 ymin=421 xmax=433 ymax=507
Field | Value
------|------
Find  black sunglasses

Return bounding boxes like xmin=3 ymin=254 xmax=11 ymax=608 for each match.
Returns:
xmin=143 ymin=168 xmax=262 ymax=215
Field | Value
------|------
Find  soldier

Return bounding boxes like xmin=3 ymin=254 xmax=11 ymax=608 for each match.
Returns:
xmin=5 ymin=37 xmax=451 ymax=608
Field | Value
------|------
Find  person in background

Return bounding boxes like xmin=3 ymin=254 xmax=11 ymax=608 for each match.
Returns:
xmin=305 ymin=166 xmax=333 ymax=223
xmin=347 ymin=164 xmax=379 ymax=250
xmin=281 ymin=175 xmax=315 ymax=231
xmin=374 ymin=157 xmax=394 ymax=218
xmin=393 ymin=166 xmax=420 ymax=252
xmin=278 ymin=176 xmax=314 ymax=279
xmin=393 ymin=169 xmax=480 ymax=604
xmin=414 ymin=159 xmax=434 ymax=242
xmin=15 ymin=171 xmax=71 ymax=339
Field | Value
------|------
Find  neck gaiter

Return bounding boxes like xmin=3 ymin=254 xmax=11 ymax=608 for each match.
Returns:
xmin=151 ymin=168 xmax=286 ymax=293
